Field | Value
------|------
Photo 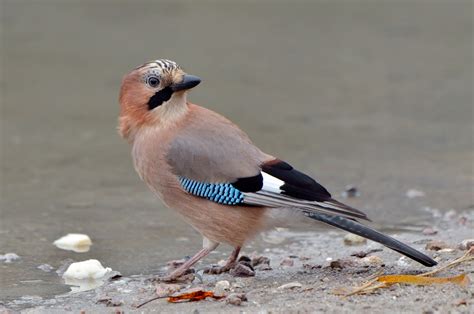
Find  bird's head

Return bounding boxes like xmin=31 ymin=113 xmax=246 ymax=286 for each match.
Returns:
xmin=118 ymin=59 xmax=201 ymax=140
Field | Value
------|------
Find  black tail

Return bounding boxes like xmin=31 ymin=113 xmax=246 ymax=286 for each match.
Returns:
xmin=305 ymin=212 xmax=437 ymax=267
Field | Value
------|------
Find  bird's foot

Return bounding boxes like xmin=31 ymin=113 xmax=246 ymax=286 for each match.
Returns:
xmin=204 ymin=256 xmax=256 ymax=277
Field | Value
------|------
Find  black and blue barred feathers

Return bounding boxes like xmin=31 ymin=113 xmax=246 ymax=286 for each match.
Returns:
xmin=179 ymin=177 xmax=244 ymax=205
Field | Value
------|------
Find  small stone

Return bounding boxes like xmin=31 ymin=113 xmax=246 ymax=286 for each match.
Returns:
xmin=329 ymin=259 xmax=355 ymax=269
xmin=458 ymin=239 xmax=474 ymax=250
xmin=321 ymin=277 xmax=330 ymax=283
xmin=214 ymin=280 xmax=230 ymax=297
xmin=422 ymin=228 xmax=438 ymax=236
xmin=344 ymin=234 xmax=367 ymax=246
xmin=280 ymin=258 xmax=294 ymax=267
xmin=230 ymin=263 xmax=255 ymax=277
xmin=225 ymin=293 xmax=247 ymax=306
xmin=53 ymin=234 xmax=92 ymax=253
xmin=405 ymin=189 xmax=425 ymax=199
xmin=425 ymin=240 xmax=451 ymax=251
xmin=438 ymin=248 xmax=455 ymax=253
xmin=0 ymin=253 xmax=20 ymax=263
xmin=37 ymin=264 xmax=54 ymax=272
xmin=341 ymin=185 xmax=360 ymax=198
xmin=277 ymin=282 xmax=303 ymax=290
xmin=351 ymin=249 xmax=383 ymax=258
xmin=251 ymin=256 xmax=270 ymax=267
xmin=155 ymin=283 xmax=181 ymax=298
xmin=360 ymin=255 xmax=384 ymax=266
xmin=453 ymin=298 xmax=467 ymax=306
xmin=251 ymin=256 xmax=271 ymax=271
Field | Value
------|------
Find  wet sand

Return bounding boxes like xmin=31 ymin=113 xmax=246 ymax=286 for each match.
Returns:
xmin=1 ymin=0 xmax=473 ymax=308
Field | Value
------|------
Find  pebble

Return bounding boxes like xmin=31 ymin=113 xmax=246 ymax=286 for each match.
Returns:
xmin=230 ymin=263 xmax=255 ymax=277
xmin=280 ymin=258 xmax=294 ymax=267
xmin=214 ymin=280 xmax=230 ymax=296
xmin=252 ymin=256 xmax=272 ymax=271
xmin=437 ymin=248 xmax=455 ymax=253
xmin=405 ymin=189 xmax=425 ymax=199
xmin=422 ymin=227 xmax=438 ymax=235
xmin=329 ymin=259 xmax=355 ymax=269
xmin=425 ymin=240 xmax=451 ymax=251
xmin=277 ymin=282 xmax=303 ymax=290
xmin=453 ymin=298 xmax=467 ymax=306
xmin=53 ymin=234 xmax=92 ymax=253
xmin=251 ymin=256 xmax=270 ymax=267
xmin=344 ymin=234 xmax=367 ymax=246
xmin=0 ymin=253 xmax=21 ymax=263
xmin=458 ymin=239 xmax=474 ymax=250
xmin=225 ymin=293 xmax=247 ymax=306
xmin=360 ymin=255 xmax=384 ymax=266
xmin=37 ymin=264 xmax=54 ymax=272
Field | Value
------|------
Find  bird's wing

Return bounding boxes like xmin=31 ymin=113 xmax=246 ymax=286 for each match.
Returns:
xmin=166 ymin=105 xmax=265 ymax=183
xmin=167 ymin=105 xmax=369 ymax=221
xmin=242 ymin=159 xmax=370 ymax=221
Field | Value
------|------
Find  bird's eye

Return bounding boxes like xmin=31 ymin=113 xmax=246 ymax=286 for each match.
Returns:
xmin=146 ymin=76 xmax=160 ymax=88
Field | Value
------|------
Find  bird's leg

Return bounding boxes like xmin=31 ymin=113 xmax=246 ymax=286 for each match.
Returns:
xmin=204 ymin=246 xmax=241 ymax=274
xmin=157 ymin=239 xmax=219 ymax=282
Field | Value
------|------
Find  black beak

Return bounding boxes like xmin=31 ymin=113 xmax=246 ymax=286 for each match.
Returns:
xmin=170 ymin=75 xmax=201 ymax=92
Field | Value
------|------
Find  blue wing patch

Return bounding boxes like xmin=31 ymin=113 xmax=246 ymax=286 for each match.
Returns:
xmin=179 ymin=177 xmax=244 ymax=205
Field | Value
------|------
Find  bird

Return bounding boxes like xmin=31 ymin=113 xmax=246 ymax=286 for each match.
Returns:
xmin=118 ymin=59 xmax=437 ymax=280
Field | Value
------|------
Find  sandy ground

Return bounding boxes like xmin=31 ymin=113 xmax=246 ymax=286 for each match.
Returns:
xmin=3 ymin=210 xmax=472 ymax=313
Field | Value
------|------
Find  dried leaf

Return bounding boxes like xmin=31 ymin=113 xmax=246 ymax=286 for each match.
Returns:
xmin=337 ymin=248 xmax=474 ymax=296
xmin=377 ymin=274 xmax=470 ymax=287
xmin=168 ymin=289 xmax=224 ymax=303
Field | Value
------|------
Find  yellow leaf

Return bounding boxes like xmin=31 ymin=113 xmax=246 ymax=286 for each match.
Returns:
xmin=377 ymin=274 xmax=470 ymax=287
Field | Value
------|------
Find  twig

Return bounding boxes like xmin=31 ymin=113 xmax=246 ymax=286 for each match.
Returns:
xmin=342 ymin=247 xmax=474 ymax=296
xmin=134 ymin=295 xmax=167 ymax=308
xmin=418 ymin=247 xmax=473 ymax=277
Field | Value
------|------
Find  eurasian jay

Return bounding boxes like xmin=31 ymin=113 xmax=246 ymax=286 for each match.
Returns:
xmin=118 ymin=59 xmax=436 ymax=280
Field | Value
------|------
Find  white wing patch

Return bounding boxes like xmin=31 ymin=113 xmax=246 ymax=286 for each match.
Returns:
xmin=261 ymin=172 xmax=284 ymax=193
xmin=242 ymin=171 xmax=369 ymax=221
